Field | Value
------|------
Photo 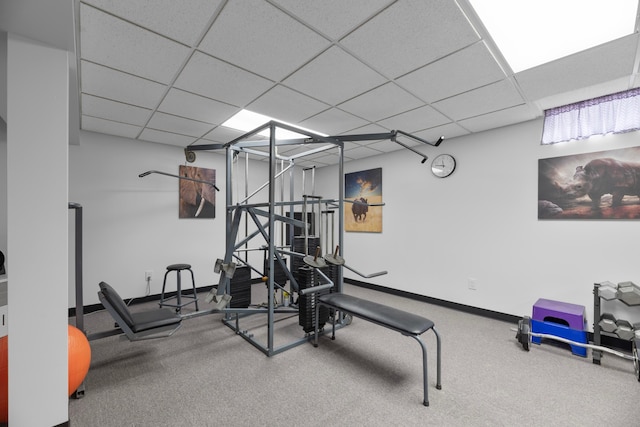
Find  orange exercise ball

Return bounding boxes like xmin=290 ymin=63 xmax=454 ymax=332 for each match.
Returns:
xmin=0 ymin=325 xmax=91 ymax=422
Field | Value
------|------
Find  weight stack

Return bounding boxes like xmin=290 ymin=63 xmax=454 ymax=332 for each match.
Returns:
xmin=229 ymin=265 xmax=251 ymax=308
xmin=291 ymin=236 xmax=319 ymax=284
xmin=263 ymin=257 xmax=288 ymax=284
xmin=297 ymin=266 xmax=330 ymax=333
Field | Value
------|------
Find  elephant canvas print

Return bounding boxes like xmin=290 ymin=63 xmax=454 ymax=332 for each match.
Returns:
xmin=345 ymin=168 xmax=382 ymax=232
xmin=538 ymin=146 xmax=640 ymax=219
xmin=179 ymin=165 xmax=216 ymax=219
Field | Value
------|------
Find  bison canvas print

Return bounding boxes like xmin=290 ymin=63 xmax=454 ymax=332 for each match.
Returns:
xmin=345 ymin=168 xmax=382 ymax=232
xmin=179 ymin=165 xmax=216 ymax=219
xmin=538 ymin=146 xmax=640 ymax=219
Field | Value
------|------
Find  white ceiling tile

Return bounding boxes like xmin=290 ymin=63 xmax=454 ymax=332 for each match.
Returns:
xmin=396 ymin=42 xmax=506 ymax=103
xmin=341 ymin=0 xmax=480 ymax=78
xmin=202 ymin=126 xmax=247 ymax=144
xmin=342 ymin=123 xmax=392 ymax=135
xmin=516 ymin=34 xmax=638 ymax=102
xmin=80 ymin=3 xmax=191 ymax=83
xmin=158 ymin=88 xmax=239 ymax=125
xmin=457 ymin=104 xmax=538 ymax=133
xmin=199 ymin=0 xmax=330 ymax=81
xmin=270 ymin=0 xmax=394 ymax=40
xmin=147 ymin=112 xmax=215 ymax=138
xmin=338 ymin=83 xmax=424 ymax=121
xmin=534 ymin=77 xmax=631 ymax=112
xmin=366 ymin=139 xmax=403 ymax=153
xmin=82 ymin=0 xmax=223 ymax=45
xmin=138 ymin=128 xmax=197 ymax=146
xmin=299 ymin=108 xmax=369 ymax=135
xmin=413 ymin=123 xmax=470 ymax=143
xmin=283 ymin=46 xmax=386 ymax=105
xmin=247 ymin=85 xmax=330 ymax=124
xmin=82 ymin=94 xmax=152 ymax=126
xmin=378 ymin=105 xmax=450 ymax=132
xmin=81 ymin=115 xmax=141 ymax=138
xmin=433 ymin=80 xmax=525 ymax=121
xmin=344 ymin=144 xmax=385 ymax=159
xmin=80 ymin=61 xmax=167 ymax=108
xmin=174 ymin=51 xmax=273 ymax=107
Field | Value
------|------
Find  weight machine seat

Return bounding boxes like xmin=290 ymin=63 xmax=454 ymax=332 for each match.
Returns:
xmin=314 ymin=293 xmax=441 ymax=406
xmin=98 ymin=281 xmax=182 ymax=341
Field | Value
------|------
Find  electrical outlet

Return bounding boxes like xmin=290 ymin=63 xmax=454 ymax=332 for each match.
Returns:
xmin=145 ymin=270 xmax=153 ymax=281
xmin=468 ymin=277 xmax=477 ymax=290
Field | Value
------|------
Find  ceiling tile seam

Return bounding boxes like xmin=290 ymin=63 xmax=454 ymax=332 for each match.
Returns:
xmin=390 ymin=39 xmax=484 ymax=83
xmin=263 ymin=0 xmax=336 ymax=43
xmin=167 ymin=87 xmax=241 ymax=110
xmin=457 ymin=102 xmax=529 ymax=123
xmin=454 ymin=0 xmax=540 ymax=111
xmin=79 ymin=1 xmax=200 ymax=49
xmin=79 ymin=58 xmax=169 ymax=87
xmin=144 ymin=124 xmax=213 ymax=141
xmin=81 ymin=113 xmax=143 ymax=129
xmin=80 ymin=92 xmax=154 ymax=113
xmin=334 ymin=0 xmax=400 ymax=43
xmin=265 ymin=0 xmax=398 ymax=45
xmin=128 ymin=1 xmax=233 ymax=141
xmin=133 ymin=49 xmax=201 ymax=140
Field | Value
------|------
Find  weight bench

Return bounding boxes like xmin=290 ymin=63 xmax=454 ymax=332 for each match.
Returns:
xmin=97 ymin=281 xmax=182 ymax=341
xmin=313 ymin=293 xmax=442 ymax=406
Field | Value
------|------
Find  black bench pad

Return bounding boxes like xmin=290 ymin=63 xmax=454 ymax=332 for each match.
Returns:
xmin=318 ymin=293 xmax=434 ymax=336
xmin=131 ymin=309 xmax=181 ymax=333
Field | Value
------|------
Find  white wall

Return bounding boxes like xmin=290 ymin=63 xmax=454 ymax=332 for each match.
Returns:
xmin=69 ymin=131 xmax=301 ymax=306
xmin=316 ymin=119 xmax=640 ymax=327
xmin=71 ymin=120 xmax=640 ymax=329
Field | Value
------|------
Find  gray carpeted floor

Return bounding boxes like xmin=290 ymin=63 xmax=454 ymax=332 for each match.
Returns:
xmin=69 ymin=284 xmax=640 ymax=426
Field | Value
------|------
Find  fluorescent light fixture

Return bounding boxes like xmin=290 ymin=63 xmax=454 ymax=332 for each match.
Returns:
xmin=222 ymin=109 xmax=327 ymax=140
xmin=469 ymin=0 xmax=638 ymax=72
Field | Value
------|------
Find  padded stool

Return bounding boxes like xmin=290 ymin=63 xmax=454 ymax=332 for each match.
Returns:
xmin=160 ymin=263 xmax=198 ymax=313
xmin=531 ymin=298 xmax=587 ymax=357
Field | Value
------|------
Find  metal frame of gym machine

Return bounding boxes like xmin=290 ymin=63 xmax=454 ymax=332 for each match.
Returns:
xmin=199 ymin=120 xmax=347 ymax=356
xmin=187 ymin=121 xmax=443 ymax=356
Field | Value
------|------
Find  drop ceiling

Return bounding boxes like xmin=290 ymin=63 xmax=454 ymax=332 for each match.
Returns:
xmin=68 ymin=0 xmax=640 ymax=165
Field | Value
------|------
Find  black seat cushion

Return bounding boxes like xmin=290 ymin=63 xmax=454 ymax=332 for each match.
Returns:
xmin=318 ymin=293 xmax=434 ymax=336
xmin=130 ymin=309 xmax=181 ymax=333
xmin=99 ymin=281 xmax=136 ymax=328
xmin=99 ymin=281 xmax=181 ymax=333
xmin=167 ymin=263 xmax=191 ymax=271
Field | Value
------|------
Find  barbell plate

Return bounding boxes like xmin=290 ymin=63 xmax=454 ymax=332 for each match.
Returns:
xmin=303 ymin=255 xmax=326 ymax=268
xmin=324 ymin=253 xmax=345 ymax=265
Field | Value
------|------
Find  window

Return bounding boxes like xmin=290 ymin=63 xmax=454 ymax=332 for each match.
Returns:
xmin=541 ymin=88 xmax=640 ymax=145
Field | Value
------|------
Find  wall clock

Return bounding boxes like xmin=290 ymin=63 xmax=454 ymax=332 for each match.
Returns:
xmin=431 ymin=154 xmax=456 ymax=178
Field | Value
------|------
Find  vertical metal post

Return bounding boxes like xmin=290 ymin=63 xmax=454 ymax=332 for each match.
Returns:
xmin=337 ymin=143 xmax=344 ymax=293
xmin=267 ymin=122 xmax=276 ymax=355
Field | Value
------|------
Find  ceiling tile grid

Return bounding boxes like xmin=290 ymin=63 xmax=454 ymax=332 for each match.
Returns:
xmin=198 ymin=0 xmax=331 ymax=81
xmin=75 ymin=0 xmax=640 ymax=166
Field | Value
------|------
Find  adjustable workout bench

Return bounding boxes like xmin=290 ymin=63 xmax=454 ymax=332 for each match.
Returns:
xmin=313 ymin=293 xmax=442 ymax=406
xmin=97 ymin=281 xmax=182 ymax=341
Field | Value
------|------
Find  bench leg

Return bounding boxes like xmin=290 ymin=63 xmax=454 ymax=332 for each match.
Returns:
xmin=432 ymin=327 xmax=442 ymax=391
xmin=410 ymin=328 xmax=442 ymax=407
xmin=410 ymin=335 xmax=430 ymax=406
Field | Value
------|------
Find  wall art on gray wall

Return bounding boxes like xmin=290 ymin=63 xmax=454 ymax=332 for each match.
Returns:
xmin=179 ymin=165 xmax=216 ymax=219
xmin=539 ymin=146 xmax=640 ymax=219
xmin=345 ymin=167 xmax=382 ymax=232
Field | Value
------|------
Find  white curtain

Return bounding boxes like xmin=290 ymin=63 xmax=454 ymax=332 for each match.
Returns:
xmin=541 ymin=88 xmax=640 ymax=144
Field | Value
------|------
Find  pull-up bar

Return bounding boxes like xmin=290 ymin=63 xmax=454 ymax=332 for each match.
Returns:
xmin=139 ymin=169 xmax=220 ymax=191
xmin=182 ymin=121 xmax=444 ymax=164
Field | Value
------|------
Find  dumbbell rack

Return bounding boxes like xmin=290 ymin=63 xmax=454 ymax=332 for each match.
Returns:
xmin=593 ymin=282 xmax=639 ymax=365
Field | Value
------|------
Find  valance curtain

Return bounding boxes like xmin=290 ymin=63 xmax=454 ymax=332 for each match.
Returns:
xmin=541 ymin=87 xmax=640 ymax=144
